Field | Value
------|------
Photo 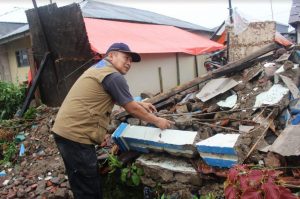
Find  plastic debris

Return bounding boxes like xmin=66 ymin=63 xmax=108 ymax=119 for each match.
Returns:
xmin=0 ymin=170 xmax=6 ymax=177
xmin=19 ymin=143 xmax=25 ymax=156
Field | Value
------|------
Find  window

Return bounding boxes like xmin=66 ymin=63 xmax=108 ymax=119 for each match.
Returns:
xmin=16 ymin=49 xmax=29 ymax=67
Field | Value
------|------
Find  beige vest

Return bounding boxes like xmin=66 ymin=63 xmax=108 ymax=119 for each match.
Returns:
xmin=52 ymin=62 xmax=118 ymax=145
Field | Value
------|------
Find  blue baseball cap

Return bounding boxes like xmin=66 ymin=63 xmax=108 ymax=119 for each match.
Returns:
xmin=106 ymin=43 xmax=141 ymax=62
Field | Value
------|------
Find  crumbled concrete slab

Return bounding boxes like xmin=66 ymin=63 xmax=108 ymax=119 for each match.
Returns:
xmin=254 ymin=84 xmax=289 ymax=108
xmin=136 ymin=154 xmax=202 ymax=188
xmin=196 ymin=133 xmax=240 ymax=168
xmin=217 ymin=94 xmax=237 ymax=108
xmin=239 ymin=125 xmax=255 ymax=133
xmin=112 ymin=123 xmax=199 ymax=158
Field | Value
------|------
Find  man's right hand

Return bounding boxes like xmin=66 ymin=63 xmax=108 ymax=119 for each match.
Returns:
xmin=124 ymin=101 xmax=174 ymax=130
xmin=154 ymin=117 xmax=175 ymax=130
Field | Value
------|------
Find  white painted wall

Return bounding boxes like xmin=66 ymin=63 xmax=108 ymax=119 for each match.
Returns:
xmin=125 ymin=53 xmax=208 ymax=97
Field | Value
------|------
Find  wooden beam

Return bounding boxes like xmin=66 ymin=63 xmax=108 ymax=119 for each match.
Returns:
xmin=27 ymin=48 xmax=41 ymax=106
xmin=17 ymin=52 xmax=50 ymax=117
xmin=176 ymin=53 xmax=180 ymax=85
xmin=194 ymin=55 xmax=199 ymax=78
xmin=158 ymin=67 xmax=163 ymax=93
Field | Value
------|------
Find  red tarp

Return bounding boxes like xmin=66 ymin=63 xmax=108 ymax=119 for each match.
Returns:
xmin=84 ymin=18 xmax=224 ymax=55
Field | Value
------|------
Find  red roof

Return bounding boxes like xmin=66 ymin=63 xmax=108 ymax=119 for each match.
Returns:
xmin=84 ymin=18 xmax=224 ymax=55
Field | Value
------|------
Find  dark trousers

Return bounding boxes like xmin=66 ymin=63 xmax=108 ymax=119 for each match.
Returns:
xmin=53 ymin=133 xmax=103 ymax=199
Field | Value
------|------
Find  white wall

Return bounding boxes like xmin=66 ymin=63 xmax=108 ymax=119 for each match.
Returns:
xmin=125 ymin=53 xmax=207 ymax=97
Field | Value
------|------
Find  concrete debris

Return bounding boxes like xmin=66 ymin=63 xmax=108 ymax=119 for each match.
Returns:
xmin=110 ymin=41 xmax=300 ymax=195
xmin=136 ymin=154 xmax=201 ymax=198
xmin=217 ymin=93 xmax=237 ymax=108
xmin=0 ymin=107 xmax=73 ymax=199
xmin=264 ymin=62 xmax=277 ymax=77
xmin=254 ymin=84 xmax=289 ymax=108
xmin=112 ymin=123 xmax=199 ymax=158
xmin=238 ymin=125 xmax=255 ymax=133
xmin=196 ymin=134 xmax=240 ymax=168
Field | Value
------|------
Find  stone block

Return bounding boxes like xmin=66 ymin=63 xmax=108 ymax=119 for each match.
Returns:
xmin=136 ymin=154 xmax=201 ymax=187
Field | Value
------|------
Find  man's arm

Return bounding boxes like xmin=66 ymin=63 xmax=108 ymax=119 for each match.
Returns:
xmin=123 ymin=101 xmax=174 ymax=129
xmin=103 ymin=73 xmax=174 ymax=129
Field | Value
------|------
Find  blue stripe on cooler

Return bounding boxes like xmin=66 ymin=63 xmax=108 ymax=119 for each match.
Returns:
xmin=112 ymin=123 xmax=129 ymax=151
xmin=128 ymin=142 xmax=195 ymax=157
xmin=196 ymin=145 xmax=236 ymax=155
xmin=128 ymin=145 xmax=150 ymax=153
xmin=112 ymin=123 xmax=128 ymax=138
xmin=124 ymin=137 xmax=195 ymax=151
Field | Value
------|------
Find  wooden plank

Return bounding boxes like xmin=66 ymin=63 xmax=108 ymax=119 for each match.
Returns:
xmin=17 ymin=52 xmax=50 ymax=117
xmin=158 ymin=67 xmax=163 ymax=93
xmin=27 ymin=48 xmax=41 ymax=106
xmin=176 ymin=53 xmax=180 ymax=85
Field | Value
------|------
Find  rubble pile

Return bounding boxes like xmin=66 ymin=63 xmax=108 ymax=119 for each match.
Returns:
xmin=111 ymin=45 xmax=300 ymax=197
xmin=0 ymin=106 xmax=74 ymax=199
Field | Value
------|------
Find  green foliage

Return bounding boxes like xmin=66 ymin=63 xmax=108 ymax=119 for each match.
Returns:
xmin=23 ymin=107 xmax=37 ymax=120
xmin=160 ymin=194 xmax=171 ymax=199
xmin=0 ymin=141 xmax=17 ymax=165
xmin=107 ymin=153 xmax=122 ymax=173
xmin=121 ymin=163 xmax=144 ymax=186
xmin=199 ymin=193 xmax=215 ymax=199
xmin=0 ymin=81 xmax=25 ymax=120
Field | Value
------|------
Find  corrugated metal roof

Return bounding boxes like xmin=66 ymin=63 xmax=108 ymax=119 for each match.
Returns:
xmin=0 ymin=24 xmax=29 ymax=43
xmin=80 ymin=0 xmax=212 ymax=32
xmin=0 ymin=22 xmax=26 ymax=37
xmin=289 ymin=0 xmax=300 ymax=27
